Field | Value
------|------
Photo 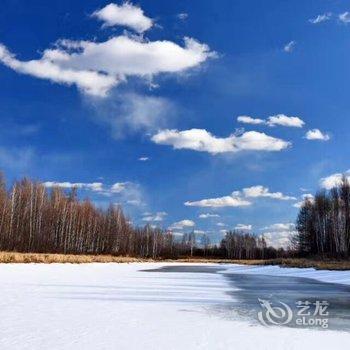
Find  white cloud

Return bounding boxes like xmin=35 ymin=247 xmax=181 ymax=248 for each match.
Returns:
xmin=92 ymin=2 xmax=153 ymax=33
xmin=0 ymin=43 xmax=116 ymax=97
xmin=309 ymin=13 xmax=332 ymax=24
xmin=262 ymin=223 xmax=295 ymax=231
xmin=185 ymin=193 xmax=252 ymax=208
xmin=185 ymin=185 xmax=295 ymax=208
xmin=142 ymin=211 xmax=167 ymax=222
xmin=242 ymin=185 xmax=296 ymax=200
xmin=339 ymin=12 xmax=350 ymax=23
xmin=89 ymin=92 xmax=174 ymax=137
xmin=237 ymin=115 xmax=265 ymax=125
xmin=43 ymin=181 xmax=103 ymax=192
xmin=199 ymin=213 xmax=220 ymax=219
xmin=234 ymin=224 xmax=252 ymax=231
xmin=44 ymin=180 xmax=143 ymax=206
xmin=237 ymin=114 xmax=305 ymax=128
xmin=261 ymin=231 xmax=295 ymax=249
xmin=216 ymin=222 xmax=226 ymax=227
xmin=293 ymin=193 xmax=314 ymax=208
xmin=169 ymin=219 xmax=195 ymax=230
xmin=111 ymin=182 xmax=128 ymax=193
xmin=267 ymin=114 xmax=305 ymax=128
xmin=260 ymin=223 xmax=296 ymax=248
xmin=284 ymin=41 xmax=296 ymax=53
xmin=151 ymin=128 xmax=290 ymax=154
xmin=138 ymin=156 xmax=149 ymax=161
xmin=0 ymin=34 xmax=215 ymax=97
xmin=194 ymin=229 xmax=205 ymax=235
xmin=0 ymin=147 xmax=35 ymax=171
xmin=177 ymin=13 xmax=189 ymax=21
xmin=305 ymin=129 xmax=330 ymax=141
xmin=320 ymin=170 xmax=350 ymax=190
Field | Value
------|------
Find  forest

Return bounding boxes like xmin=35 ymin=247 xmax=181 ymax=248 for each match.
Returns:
xmin=0 ymin=173 xmax=282 ymax=259
xmin=295 ymin=176 xmax=350 ymax=258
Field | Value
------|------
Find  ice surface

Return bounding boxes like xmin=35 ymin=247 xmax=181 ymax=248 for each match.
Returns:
xmin=0 ymin=262 xmax=349 ymax=349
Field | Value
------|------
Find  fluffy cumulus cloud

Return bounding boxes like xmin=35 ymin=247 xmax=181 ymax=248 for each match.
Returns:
xmin=242 ymin=185 xmax=296 ymax=200
xmin=261 ymin=231 xmax=294 ymax=249
xmin=185 ymin=185 xmax=295 ymax=208
xmin=284 ymin=41 xmax=296 ymax=53
xmin=320 ymin=170 xmax=350 ymax=190
xmin=0 ymin=3 xmax=215 ymax=97
xmin=267 ymin=114 xmax=305 ymax=128
xmin=261 ymin=222 xmax=296 ymax=249
xmin=309 ymin=13 xmax=332 ymax=24
xmin=237 ymin=115 xmax=265 ymax=125
xmin=169 ymin=219 xmax=195 ymax=230
xmin=339 ymin=12 xmax=350 ymax=24
xmin=185 ymin=193 xmax=252 ymax=208
xmin=138 ymin=156 xmax=149 ymax=161
xmin=151 ymin=128 xmax=290 ymax=154
xmin=305 ymin=129 xmax=330 ymax=141
xmin=92 ymin=2 xmax=153 ymax=33
xmin=237 ymin=114 xmax=305 ymax=128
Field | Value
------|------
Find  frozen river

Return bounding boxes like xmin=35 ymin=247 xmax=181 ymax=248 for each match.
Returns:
xmin=0 ymin=262 xmax=349 ymax=349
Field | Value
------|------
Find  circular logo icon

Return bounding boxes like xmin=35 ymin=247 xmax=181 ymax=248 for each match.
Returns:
xmin=258 ymin=298 xmax=293 ymax=326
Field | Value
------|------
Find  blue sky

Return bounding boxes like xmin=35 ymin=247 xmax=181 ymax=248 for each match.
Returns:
xmin=1 ymin=0 xmax=350 ymax=247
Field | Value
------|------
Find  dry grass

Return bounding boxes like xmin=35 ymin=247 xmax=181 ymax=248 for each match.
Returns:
xmin=245 ymin=258 xmax=350 ymax=270
xmin=0 ymin=252 xmax=349 ymax=270
xmin=0 ymin=252 xmax=154 ymax=264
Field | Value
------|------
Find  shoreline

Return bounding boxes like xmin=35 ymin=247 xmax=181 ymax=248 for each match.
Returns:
xmin=0 ymin=252 xmax=349 ymax=270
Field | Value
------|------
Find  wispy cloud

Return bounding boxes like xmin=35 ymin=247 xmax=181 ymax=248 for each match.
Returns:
xmin=339 ymin=12 xmax=350 ymax=24
xmin=284 ymin=40 xmax=296 ymax=53
xmin=0 ymin=147 xmax=35 ymax=171
xmin=142 ymin=211 xmax=167 ymax=222
xmin=177 ymin=13 xmax=189 ymax=21
xmin=43 ymin=180 xmax=144 ymax=206
xmin=86 ymin=91 xmax=175 ymax=137
xmin=309 ymin=13 xmax=332 ymax=24
xmin=199 ymin=213 xmax=220 ymax=219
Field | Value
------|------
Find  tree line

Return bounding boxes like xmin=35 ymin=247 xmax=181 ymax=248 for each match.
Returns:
xmin=296 ymin=175 xmax=350 ymax=258
xmin=0 ymin=173 xmax=284 ymax=259
xmin=0 ymin=175 xmax=178 ymax=258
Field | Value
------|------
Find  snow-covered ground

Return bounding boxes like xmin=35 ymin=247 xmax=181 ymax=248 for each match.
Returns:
xmin=0 ymin=262 xmax=349 ymax=350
